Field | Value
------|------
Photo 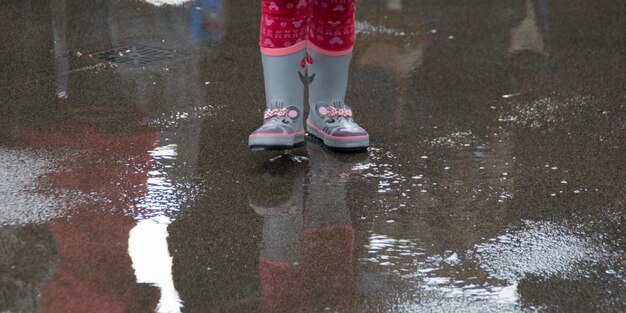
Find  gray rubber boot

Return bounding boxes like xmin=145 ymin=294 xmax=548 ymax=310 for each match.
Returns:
xmin=306 ymin=50 xmax=369 ymax=152
xmin=249 ymin=50 xmax=307 ymax=151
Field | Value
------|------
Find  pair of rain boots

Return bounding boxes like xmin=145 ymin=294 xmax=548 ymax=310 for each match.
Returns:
xmin=248 ymin=49 xmax=369 ymax=152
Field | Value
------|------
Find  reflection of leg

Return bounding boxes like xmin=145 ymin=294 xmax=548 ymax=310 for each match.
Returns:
xmin=259 ymin=257 xmax=305 ymax=313
xmin=260 ymin=210 xmax=303 ymax=263
xmin=303 ymin=225 xmax=354 ymax=309
xmin=259 ymin=211 xmax=306 ymax=313
xmin=252 ymin=165 xmax=307 ymax=312
xmin=302 ymin=143 xmax=355 ymax=309
xmin=258 ymin=208 xmax=305 ymax=312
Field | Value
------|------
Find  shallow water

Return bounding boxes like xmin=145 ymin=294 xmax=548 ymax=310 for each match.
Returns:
xmin=1 ymin=0 xmax=624 ymax=312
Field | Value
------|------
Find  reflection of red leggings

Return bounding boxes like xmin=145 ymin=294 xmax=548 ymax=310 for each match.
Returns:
xmin=260 ymin=0 xmax=356 ymax=55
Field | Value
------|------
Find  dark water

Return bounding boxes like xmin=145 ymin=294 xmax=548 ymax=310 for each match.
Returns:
xmin=0 ymin=0 xmax=624 ymax=312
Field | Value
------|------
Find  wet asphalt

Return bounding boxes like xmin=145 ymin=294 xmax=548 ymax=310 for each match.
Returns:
xmin=0 ymin=0 xmax=625 ymax=312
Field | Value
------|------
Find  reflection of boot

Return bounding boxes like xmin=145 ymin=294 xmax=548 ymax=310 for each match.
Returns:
xmin=304 ymin=142 xmax=367 ymax=227
xmin=509 ymin=0 xmax=544 ymax=54
xmin=249 ymin=50 xmax=306 ymax=151
xmin=306 ymin=50 xmax=369 ymax=152
xmin=250 ymin=162 xmax=305 ymax=260
xmin=249 ymin=156 xmax=306 ymax=217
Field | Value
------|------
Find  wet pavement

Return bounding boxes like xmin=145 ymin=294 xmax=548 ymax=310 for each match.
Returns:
xmin=1 ymin=0 xmax=625 ymax=312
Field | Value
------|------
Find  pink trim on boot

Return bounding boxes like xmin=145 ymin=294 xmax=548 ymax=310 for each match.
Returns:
xmin=307 ymin=41 xmax=353 ymax=56
xmin=250 ymin=130 xmax=305 ymax=138
xmin=261 ymin=40 xmax=308 ymax=56
xmin=306 ymin=121 xmax=368 ymax=140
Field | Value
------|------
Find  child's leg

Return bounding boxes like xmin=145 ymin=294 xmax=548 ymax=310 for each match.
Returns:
xmin=306 ymin=0 xmax=369 ymax=151
xmin=249 ymin=0 xmax=311 ymax=151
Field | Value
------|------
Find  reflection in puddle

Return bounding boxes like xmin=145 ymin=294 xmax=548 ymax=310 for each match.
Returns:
xmin=363 ymin=234 xmax=424 ymax=268
xmin=0 ymin=148 xmax=86 ymax=226
xmin=355 ymin=214 xmax=623 ymax=312
xmin=499 ymin=95 xmax=597 ymax=129
xmin=129 ymin=219 xmax=182 ymax=313
xmin=422 ymin=279 xmax=519 ymax=304
xmin=131 ymin=142 xmax=188 ymax=312
xmin=346 ymin=123 xmax=622 ymax=310
xmin=2 ymin=0 xmax=624 ymax=310
xmin=357 ymin=233 xmax=524 ymax=312
xmin=0 ymin=149 xmax=61 ymax=225
xmin=147 ymin=106 xmax=215 ymax=130
xmin=140 ymin=0 xmax=193 ymax=7
xmin=427 ymin=131 xmax=477 ymax=148
xmin=138 ymin=143 xmax=197 ymax=219
xmin=475 ymin=220 xmax=615 ymax=281
xmin=139 ymin=144 xmax=180 ymax=216
xmin=356 ymin=21 xmax=411 ymax=37
xmin=251 ymin=143 xmax=359 ymax=312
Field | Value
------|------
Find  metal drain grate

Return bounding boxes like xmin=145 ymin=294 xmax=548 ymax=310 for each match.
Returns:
xmin=88 ymin=45 xmax=184 ymax=67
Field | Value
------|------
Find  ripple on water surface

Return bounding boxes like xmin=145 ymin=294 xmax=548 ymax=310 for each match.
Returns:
xmin=355 ymin=213 xmax=624 ymax=312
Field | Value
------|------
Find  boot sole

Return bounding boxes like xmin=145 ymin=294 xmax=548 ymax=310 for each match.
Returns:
xmin=249 ymin=132 xmax=305 ymax=151
xmin=306 ymin=121 xmax=369 ymax=152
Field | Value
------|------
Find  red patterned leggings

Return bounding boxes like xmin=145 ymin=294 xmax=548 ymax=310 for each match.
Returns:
xmin=260 ymin=0 xmax=357 ymax=55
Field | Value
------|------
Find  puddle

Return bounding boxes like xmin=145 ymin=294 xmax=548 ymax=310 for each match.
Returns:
xmin=353 ymin=212 xmax=625 ymax=311
xmin=427 ymin=131 xmax=478 ymax=148
xmin=498 ymin=94 xmax=615 ymax=131
xmin=136 ymin=141 xmax=199 ymax=220
xmin=361 ymin=234 xmax=424 ymax=271
xmin=356 ymin=20 xmax=414 ymax=37
xmin=129 ymin=219 xmax=183 ymax=313
xmin=1 ymin=0 xmax=624 ymax=311
xmin=0 ymin=148 xmax=86 ymax=226
xmin=140 ymin=0 xmax=193 ymax=7
xmin=475 ymin=220 xmax=618 ymax=281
